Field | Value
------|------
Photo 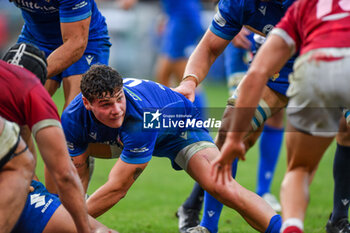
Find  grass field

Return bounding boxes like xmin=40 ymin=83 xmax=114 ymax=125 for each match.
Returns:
xmin=36 ymin=81 xmax=336 ymax=233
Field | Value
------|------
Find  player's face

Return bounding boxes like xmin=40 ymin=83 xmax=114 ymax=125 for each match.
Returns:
xmin=85 ymin=89 xmax=126 ymax=128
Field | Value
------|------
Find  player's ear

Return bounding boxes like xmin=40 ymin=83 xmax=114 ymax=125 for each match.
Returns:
xmin=82 ymin=96 xmax=92 ymax=110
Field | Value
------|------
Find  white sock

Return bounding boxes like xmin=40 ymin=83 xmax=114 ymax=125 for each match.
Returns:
xmin=280 ymin=218 xmax=304 ymax=232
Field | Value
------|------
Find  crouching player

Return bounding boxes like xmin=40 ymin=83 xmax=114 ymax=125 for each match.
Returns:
xmin=0 ymin=117 xmax=35 ymax=233
xmin=11 ymin=180 xmax=118 ymax=233
xmin=60 ymin=64 xmax=282 ymax=232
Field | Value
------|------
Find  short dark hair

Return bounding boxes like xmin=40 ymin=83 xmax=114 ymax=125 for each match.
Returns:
xmin=81 ymin=64 xmax=123 ymax=102
xmin=2 ymin=43 xmax=47 ymax=85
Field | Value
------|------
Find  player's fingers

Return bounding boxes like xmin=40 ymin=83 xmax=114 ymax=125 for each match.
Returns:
xmin=225 ymin=165 xmax=232 ymax=184
xmin=211 ymin=162 xmax=218 ymax=182
xmin=219 ymin=165 xmax=226 ymax=186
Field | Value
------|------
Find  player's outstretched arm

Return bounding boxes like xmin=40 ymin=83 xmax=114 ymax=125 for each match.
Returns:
xmin=36 ymin=126 xmax=92 ymax=233
xmin=46 ymin=17 xmax=91 ymax=78
xmin=215 ymin=34 xmax=292 ymax=176
xmin=173 ymin=29 xmax=230 ymax=101
xmin=87 ymin=159 xmax=148 ymax=218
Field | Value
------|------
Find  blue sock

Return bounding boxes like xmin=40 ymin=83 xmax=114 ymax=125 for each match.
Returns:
xmin=331 ymin=144 xmax=350 ymax=222
xmin=256 ymin=125 xmax=283 ymax=196
xmin=201 ymin=159 xmax=238 ymax=233
xmin=265 ymin=214 xmax=282 ymax=233
xmin=183 ymin=182 xmax=204 ymax=210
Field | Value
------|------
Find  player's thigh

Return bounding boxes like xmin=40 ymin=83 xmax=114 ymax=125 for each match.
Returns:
xmin=186 ymin=146 xmax=219 ymax=191
xmin=261 ymin=85 xmax=288 ymax=114
xmin=0 ymin=146 xmax=35 ymax=232
xmin=71 ymin=153 xmax=89 ymax=172
xmin=172 ymin=59 xmax=187 ymax=82
xmin=0 ymin=164 xmax=32 ymax=233
xmin=43 ymin=205 xmax=76 ymax=233
xmin=62 ymin=74 xmax=82 ymax=103
xmin=285 ymin=122 xmax=333 ymax=173
xmin=265 ymin=108 xmax=284 ymax=128
xmin=44 ymin=79 xmax=60 ymax=96
xmin=155 ymin=56 xmax=173 ymax=86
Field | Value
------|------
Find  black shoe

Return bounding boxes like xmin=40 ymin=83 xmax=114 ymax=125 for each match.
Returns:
xmin=176 ymin=205 xmax=200 ymax=233
xmin=326 ymin=214 xmax=350 ymax=233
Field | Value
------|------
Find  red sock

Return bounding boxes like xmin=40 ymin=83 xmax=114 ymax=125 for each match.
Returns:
xmin=282 ymin=226 xmax=303 ymax=233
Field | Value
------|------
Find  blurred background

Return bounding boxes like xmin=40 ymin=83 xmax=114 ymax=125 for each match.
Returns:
xmin=0 ymin=0 xmax=226 ymax=82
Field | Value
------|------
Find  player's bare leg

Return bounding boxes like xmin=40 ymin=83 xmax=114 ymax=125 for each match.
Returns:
xmin=43 ymin=205 xmax=118 ymax=233
xmin=216 ymin=85 xmax=287 ymax=151
xmin=186 ymin=147 xmax=277 ymax=232
xmin=0 ymin=124 xmax=35 ymax=233
xmin=281 ymin=123 xmax=333 ymax=222
xmin=45 ymin=152 xmax=90 ymax=194
xmin=63 ymin=74 xmax=83 ymax=110
xmin=326 ymin=118 xmax=350 ymax=232
xmin=171 ymin=58 xmax=187 ymax=83
xmin=44 ymin=79 xmax=60 ymax=97
xmin=155 ymin=56 xmax=173 ymax=86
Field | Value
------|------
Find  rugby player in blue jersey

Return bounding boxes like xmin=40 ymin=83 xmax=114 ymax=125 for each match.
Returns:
xmin=61 ymin=64 xmax=282 ymax=233
xmin=152 ymin=0 xmax=209 ymax=230
xmin=174 ymin=0 xmax=295 ymax=232
xmin=11 ymin=0 xmax=111 ymax=110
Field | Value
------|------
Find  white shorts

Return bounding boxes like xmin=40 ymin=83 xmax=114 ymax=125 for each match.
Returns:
xmin=286 ymin=48 xmax=350 ymax=137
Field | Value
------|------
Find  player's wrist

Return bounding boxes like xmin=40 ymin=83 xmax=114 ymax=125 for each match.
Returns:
xmin=182 ymin=74 xmax=199 ymax=87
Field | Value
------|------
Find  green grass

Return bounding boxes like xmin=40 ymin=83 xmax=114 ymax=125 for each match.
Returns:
xmin=37 ymin=82 xmax=336 ymax=232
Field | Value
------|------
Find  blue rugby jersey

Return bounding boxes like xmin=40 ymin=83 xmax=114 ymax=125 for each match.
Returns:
xmin=62 ymin=79 xmax=212 ymax=167
xmin=210 ymin=0 xmax=297 ymax=95
xmin=13 ymin=0 xmax=109 ymax=47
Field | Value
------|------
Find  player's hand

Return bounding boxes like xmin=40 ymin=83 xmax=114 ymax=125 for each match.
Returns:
xmin=172 ymin=80 xmax=196 ymax=102
xmin=232 ymin=28 xmax=251 ymax=50
xmin=28 ymin=185 xmax=34 ymax=193
xmin=211 ymin=136 xmax=246 ymax=184
xmin=221 ymin=134 xmax=246 ymax=161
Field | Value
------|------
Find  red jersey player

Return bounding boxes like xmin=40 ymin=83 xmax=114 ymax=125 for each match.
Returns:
xmin=0 ymin=43 xmax=92 ymax=233
xmin=213 ymin=1 xmax=350 ymax=232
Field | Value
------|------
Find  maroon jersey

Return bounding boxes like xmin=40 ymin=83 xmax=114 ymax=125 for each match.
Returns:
xmin=0 ymin=60 xmax=60 ymax=135
xmin=274 ymin=0 xmax=350 ymax=55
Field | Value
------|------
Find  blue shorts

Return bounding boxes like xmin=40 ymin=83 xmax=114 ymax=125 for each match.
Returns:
xmin=266 ymin=64 xmax=292 ymax=96
xmin=17 ymin=37 xmax=111 ymax=83
xmin=161 ymin=18 xmax=203 ymax=59
xmin=11 ymin=180 xmax=61 ymax=233
xmin=154 ymin=110 xmax=214 ymax=170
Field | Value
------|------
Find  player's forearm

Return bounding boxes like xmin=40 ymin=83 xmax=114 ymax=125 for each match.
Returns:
xmin=87 ymin=182 xmax=128 ymax=218
xmin=55 ymin=169 xmax=92 ymax=233
xmin=184 ymin=32 xmax=226 ymax=85
xmin=36 ymin=127 xmax=91 ymax=232
xmin=46 ymin=38 xmax=87 ymax=78
xmin=230 ymin=75 xmax=266 ymax=141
